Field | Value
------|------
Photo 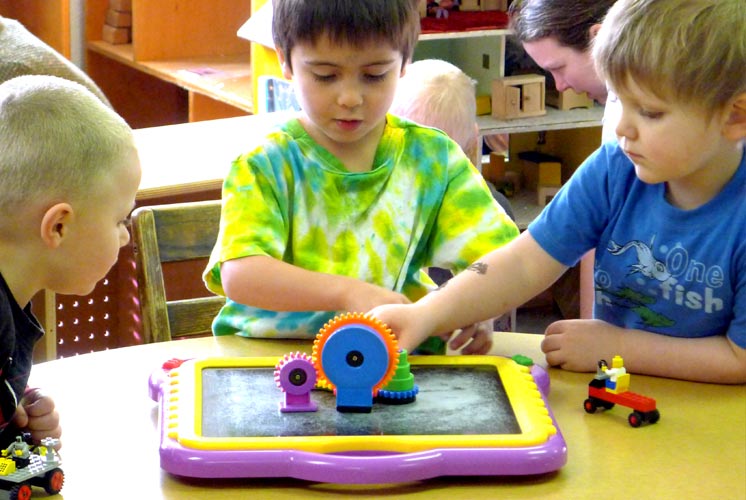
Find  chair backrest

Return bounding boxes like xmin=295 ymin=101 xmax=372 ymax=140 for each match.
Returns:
xmin=131 ymin=200 xmax=225 ymax=343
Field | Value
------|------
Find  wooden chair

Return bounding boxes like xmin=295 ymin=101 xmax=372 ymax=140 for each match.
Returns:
xmin=131 ymin=200 xmax=225 ymax=343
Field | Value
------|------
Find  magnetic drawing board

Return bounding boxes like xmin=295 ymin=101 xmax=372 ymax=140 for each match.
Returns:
xmin=150 ymin=354 xmax=566 ymax=483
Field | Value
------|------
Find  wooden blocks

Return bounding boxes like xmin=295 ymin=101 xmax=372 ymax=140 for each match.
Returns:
xmin=109 ymin=0 xmax=132 ymax=10
xmin=476 ymin=94 xmax=491 ymax=115
xmin=518 ymin=151 xmax=563 ymax=206
xmin=537 ymin=186 xmax=561 ymax=207
xmin=106 ymin=9 xmax=132 ymax=28
xmin=546 ymin=89 xmax=595 ymax=110
xmin=481 ymin=0 xmax=508 ymax=10
xmin=491 ymin=75 xmax=546 ymax=120
xmin=460 ymin=0 xmax=481 ymax=11
xmin=102 ymin=0 xmax=133 ymax=45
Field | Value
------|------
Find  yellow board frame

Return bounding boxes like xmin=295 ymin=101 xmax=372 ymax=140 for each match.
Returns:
xmin=162 ymin=355 xmax=557 ymax=454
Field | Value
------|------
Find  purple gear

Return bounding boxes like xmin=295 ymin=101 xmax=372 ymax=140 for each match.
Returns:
xmin=274 ymin=352 xmax=318 ymax=413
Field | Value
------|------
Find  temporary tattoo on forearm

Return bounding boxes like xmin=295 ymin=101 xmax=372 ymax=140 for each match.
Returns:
xmin=467 ymin=261 xmax=488 ymax=275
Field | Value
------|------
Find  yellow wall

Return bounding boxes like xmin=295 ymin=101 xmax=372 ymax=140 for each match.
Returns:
xmin=251 ymin=0 xmax=283 ymax=111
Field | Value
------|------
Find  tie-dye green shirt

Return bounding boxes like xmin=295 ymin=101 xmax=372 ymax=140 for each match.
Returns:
xmin=203 ymin=114 xmax=518 ymax=338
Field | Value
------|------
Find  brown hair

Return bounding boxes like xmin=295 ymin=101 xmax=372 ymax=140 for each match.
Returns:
xmin=509 ymin=0 xmax=616 ymax=51
xmin=273 ymin=0 xmax=420 ymax=71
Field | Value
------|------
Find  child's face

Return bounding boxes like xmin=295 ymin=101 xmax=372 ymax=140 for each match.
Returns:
xmin=53 ymin=150 xmax=142 ymax=296
xmin=522 ymin=36 xmax=608 ymax=103
xmin=612 ymin=78 xmax=735 ymax=199
xmin=281 ymin=34 xmax=405 ymax=161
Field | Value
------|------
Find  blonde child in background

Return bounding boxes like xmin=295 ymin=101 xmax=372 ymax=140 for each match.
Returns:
xmin=203 ymin=0 xmax=518 ymax=354
xmin=390 ymin=58 xmax=514 ymax=219
xmin=390 ymin=58 xmax=515 ymax=334
xmin=0 ymin=75 xmax=141 ymax=447
xmin=371 ymin=0 xmax=746 ymax=384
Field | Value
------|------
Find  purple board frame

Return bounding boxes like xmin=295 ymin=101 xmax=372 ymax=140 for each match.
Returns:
xmin=149 ymin=357 xmax=566 ymax=483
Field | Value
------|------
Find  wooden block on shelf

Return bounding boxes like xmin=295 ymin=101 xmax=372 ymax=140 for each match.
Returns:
xmin=546 ymin=89 xmax=595 ymax=110
xmin=102 ymin=24 xmax=131 ymax=45
xmin=518 ymin=151 xmax=562 ymax=191
xmin=461 ymin=0 xmax=481 ymax=11
xmin=476 ymin=94 xmax=491 ymax=115
xmin=106 ymin=9 xmax=133 ymax=28
xmin=482 ymin=0 xmax=508 ymax=11
xmin=538 ymin=162 xmax=562 ymax=187
xmin=482 ymin=152 xmax=506 ymax=183
xmin=109 ymin=0 xmax=132 ymax=11
xmin=537 ymin=186 xmax=561 ymax=207
xmin=504 ymin=170 xmax=522 ymax=194
xmin=491 ymin=74 xmax=546 ymax=120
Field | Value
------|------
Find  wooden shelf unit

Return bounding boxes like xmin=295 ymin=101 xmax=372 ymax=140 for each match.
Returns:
xmin=84 ymin=0 xmax=252 ymax=128
xmin=0 ymin=0 xmax=71 ymax=57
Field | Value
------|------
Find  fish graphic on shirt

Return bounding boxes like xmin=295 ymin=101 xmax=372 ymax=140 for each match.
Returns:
xmin=607 ymin=239 xmax=673 ymax=284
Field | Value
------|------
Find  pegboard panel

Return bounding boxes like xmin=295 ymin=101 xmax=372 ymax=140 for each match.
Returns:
xmin=54 ymin=242 xmax=143 ymax=358
xmin=51 ymin=189 xmax=221 ymax=358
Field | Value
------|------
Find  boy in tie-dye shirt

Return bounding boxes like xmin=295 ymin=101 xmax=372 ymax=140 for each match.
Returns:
xmin=203 ymin=0 xmax=518 ymax=353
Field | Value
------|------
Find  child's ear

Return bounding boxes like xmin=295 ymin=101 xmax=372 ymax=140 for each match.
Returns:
xmin=40 ymin=203 xmax=73 ymax=249
xmin=276 ymin=48 xmax=293 ymax=80
xmin=588 ymin=23 xmax=602 ymax=40
xmin=723 ymin=93 xmax=746 ymax=142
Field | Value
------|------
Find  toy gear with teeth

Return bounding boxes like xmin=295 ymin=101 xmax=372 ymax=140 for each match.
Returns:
xmin=312 ymin=313 xmax=399 ymax=412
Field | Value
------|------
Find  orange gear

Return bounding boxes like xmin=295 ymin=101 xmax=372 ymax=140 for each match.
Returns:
xmin=312 ymin=312 xmax=399 ymax=392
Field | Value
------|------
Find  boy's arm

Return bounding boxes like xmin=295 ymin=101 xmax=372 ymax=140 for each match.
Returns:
xmin=543 ymin=320 xmax=746 ymax=384
xmin=372 ymin=231 xmax=568 ymax=352
xmin=221 ymin=255 xmax=410 ymax=313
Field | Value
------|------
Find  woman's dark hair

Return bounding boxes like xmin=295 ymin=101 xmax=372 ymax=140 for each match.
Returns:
xmin=509 ymin=0 xmax=616 ymax=51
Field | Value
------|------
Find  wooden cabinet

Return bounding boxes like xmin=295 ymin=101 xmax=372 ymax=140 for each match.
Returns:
xmin=84 ymin=0 xmax=252 ymax=128
xmin=0 ymin=0 xmax=71 ymax=57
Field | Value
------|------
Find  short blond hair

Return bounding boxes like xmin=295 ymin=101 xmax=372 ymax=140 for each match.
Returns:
xmin=593 ymin=0 xmax=746 ymax=118
xmin=0 ymin=75 xmax=134 ymax=212
xmin=391 ymin=59 xmax=478 ymax=162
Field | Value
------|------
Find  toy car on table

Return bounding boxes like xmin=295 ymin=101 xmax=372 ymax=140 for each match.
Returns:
xmin=0 ymin=434 xmax=64 ymax=499
xmin=583 ymin=356 xmax=660 ymax=428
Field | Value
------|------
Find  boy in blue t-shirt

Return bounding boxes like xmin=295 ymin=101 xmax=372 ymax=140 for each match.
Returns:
xmin=371 ymin=0 xmax=746 ymax=384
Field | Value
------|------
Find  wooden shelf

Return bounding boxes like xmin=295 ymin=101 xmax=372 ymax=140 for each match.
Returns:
xmin=88 ymin=41 xmax=252 ymax=113
xmin=84 ymin=0 xmax=252 ymax=127
xmin=419 ymin=28 xmax=510 ymax=41
xmin=477 ymin=105 xmax=604 ymax=135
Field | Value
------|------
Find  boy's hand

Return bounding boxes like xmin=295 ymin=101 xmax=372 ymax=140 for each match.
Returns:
xmin=541 ymin=319 xmax=624 ymax=372
xmin=344 ymin=282 xmax=411 ymax=313
xmin=368 ymin=303 xmax=433 ymax=352
xmin=446 ymin=319 xmax=494 ymax=354
xmin=13 ymin=389 xmax=62 ymax=448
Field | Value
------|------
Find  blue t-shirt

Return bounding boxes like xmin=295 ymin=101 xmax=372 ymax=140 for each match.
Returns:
xmin=529 ymin=143 xmax=746 ymax=348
